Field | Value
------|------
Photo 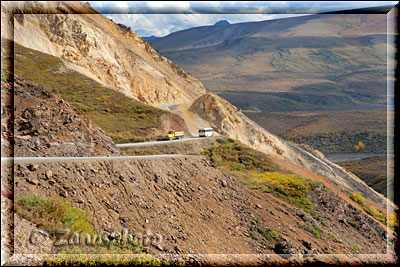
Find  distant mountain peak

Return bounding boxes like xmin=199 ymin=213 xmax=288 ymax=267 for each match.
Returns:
xmin=214 ymin=20 xmax=230 ymax=26
xmin=142 ymin=35 xmax=159 ymax=41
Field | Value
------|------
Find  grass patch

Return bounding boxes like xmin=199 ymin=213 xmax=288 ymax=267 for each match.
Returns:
xmin=44 ymin=247 xmax=166 ymax=266
xmin=202 ymin=138 xmax=280 ymax=173
xmin=305 ymin=223 xmax=323 ymax=239
xmin=15 ymin=195 xmax=162 ymax=265
xmin=14 ymin=195 xmax=94 ymax=235
xmin=122 ymin=148 xmax=163 ymax=156
xmin=231 ymin=163 xmax=243 ymax=171
xmin=13 ymin=42 xmax=170 ymax=144
xmin=249 ymin=172 xmax=319 ymax=213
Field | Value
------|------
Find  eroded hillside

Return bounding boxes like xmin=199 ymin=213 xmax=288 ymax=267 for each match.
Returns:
xmin=2 ymin=1 xmax=206 ymax=106
xmin=5 ymin=40 xmax=191 ymax=143
xmin=2 ymin=133 xmax=396 ymax=264
xmin=2 ymin=0 xmax=395 ymax=221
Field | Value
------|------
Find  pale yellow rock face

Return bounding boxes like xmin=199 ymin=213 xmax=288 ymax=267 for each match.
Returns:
xmin=5 ymin=2 xmax=205 ymax=106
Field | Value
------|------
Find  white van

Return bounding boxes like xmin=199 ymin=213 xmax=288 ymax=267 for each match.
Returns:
xmin=199 ymin=128 xmax=213 ymax=137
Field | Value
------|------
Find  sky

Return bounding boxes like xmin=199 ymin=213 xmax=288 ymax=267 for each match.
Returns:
xmin=87 ymin=1 xmax=398 ymax=37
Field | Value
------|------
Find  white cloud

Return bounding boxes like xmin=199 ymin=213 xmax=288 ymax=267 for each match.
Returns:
xmin=147 ymin=1 xmax=191 ymax=11
xmin=105 ymin=13 xmax=308 ymax=37
xmin=114 ymin=1 xmax=129 ymax=13
xmin=94 ymin=1 xmax=398 ymax=37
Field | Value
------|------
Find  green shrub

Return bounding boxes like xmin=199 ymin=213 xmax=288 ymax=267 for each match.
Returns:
xmin=75 ymin=103 xmax=92 ymax=112
xmin=231 ymin=163 xmax=243 ymax=171
xmin=216 ymin=138 xmax=227 ymax=144
xmin=251 ymin=233 xmax=261 ymax=241
xmin=388 ymin=214 xmax=399 ymax=229
xmin=353 ymin=245 xmax=362 ymax=254
xmin=305 ymin=223 xmax=322 ymax=239
xmin=1 ymin=72 xmax=10 ymax=81
xmin=265 ymin=230 xmax=279 ymax=241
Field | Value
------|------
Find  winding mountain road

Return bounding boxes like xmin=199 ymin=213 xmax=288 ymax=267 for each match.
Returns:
xmin=1 ymin=137 xmax=211 ymax=163
xmin=115 ymin=137 xmax=204 ymax=148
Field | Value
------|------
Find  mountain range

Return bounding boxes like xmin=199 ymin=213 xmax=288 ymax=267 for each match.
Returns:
xmin=149 ymin=12 xmax=396 ymax=112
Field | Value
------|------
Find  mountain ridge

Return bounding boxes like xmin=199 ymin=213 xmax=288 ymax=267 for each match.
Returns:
xmin=148 ymin=11 xmax=394 ymax=113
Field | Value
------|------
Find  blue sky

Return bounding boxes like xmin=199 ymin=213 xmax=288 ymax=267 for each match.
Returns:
xmin=87 ymin=1 xmax=398 ymax=37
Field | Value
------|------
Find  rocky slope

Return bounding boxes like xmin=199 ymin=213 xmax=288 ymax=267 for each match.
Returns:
xmin=2 ymin=71 xmax=121 ymax=157
xmin=5 ymin=156 xmax=392 ymax=257
xmin=3 ymin=1 xmax=395 ymax=210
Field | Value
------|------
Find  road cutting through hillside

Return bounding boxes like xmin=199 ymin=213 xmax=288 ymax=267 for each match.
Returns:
xmin=116 ymin=137 xmax=204 ymax=147
xmin=1 ymin=154 xmax=200 ymax=163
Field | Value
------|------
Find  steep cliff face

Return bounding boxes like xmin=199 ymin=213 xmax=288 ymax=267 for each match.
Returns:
xmin=2 ymin=1 xmax=205 ymax=106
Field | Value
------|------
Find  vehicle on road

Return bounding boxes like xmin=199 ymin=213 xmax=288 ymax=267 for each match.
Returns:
xmin=199 ymin=128 xmax=214 ymax=137
xmin=166 ymin=130 xmax=184 ymax=140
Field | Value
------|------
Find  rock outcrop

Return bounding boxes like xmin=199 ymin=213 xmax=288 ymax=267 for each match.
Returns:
xmin=5 ymin=73 xmax=121 ymax=157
